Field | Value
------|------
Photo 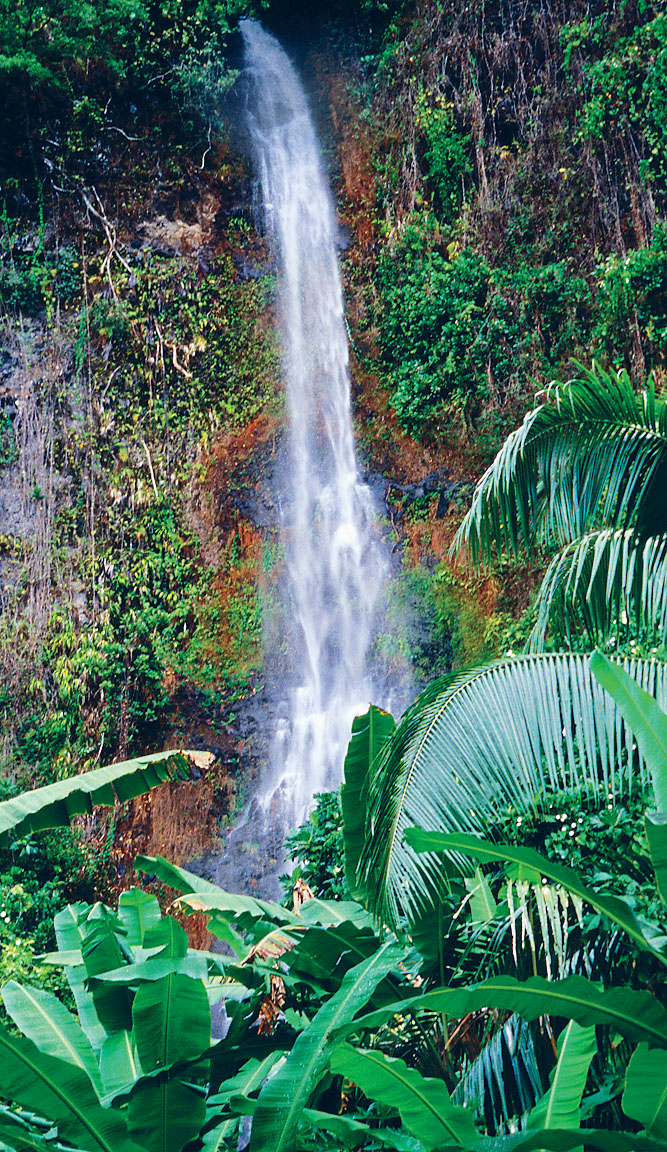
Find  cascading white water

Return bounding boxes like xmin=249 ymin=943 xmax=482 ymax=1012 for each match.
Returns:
xmin=242 ymin=21 xmax=392 ymax=827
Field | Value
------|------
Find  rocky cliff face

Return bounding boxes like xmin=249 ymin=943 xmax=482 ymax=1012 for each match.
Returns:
xmin=1 ymin=0 xmax=665 ymax=908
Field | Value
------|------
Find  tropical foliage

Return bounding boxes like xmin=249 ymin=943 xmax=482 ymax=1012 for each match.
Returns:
xmin=455 ymin=363 xmax=667 ymax=652
xmin=349 ymin=654 xmax=666 ymax=925
xmin=0 ymin=668 xmax=660 ymax=1151
xmin=0 ymin=666 xmax=665 ymax=1148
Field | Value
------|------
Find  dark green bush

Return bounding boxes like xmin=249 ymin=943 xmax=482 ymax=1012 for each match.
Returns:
xmin=594 ymin=228 xmax=667 ymax=365
xmin=417 ymin=91 xmax=472 ymax=223
xmin=282 ymin=789 xmax=348 ymax=901
xmin=378 ymin=220 xmax=517 ymax=431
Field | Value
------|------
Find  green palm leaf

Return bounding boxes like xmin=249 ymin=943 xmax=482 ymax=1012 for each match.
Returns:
xmin=530 ymin=530 xmax=667 ymax=649
xmin=456 ymin=364 xmax=667 ymax=566
xmin=355 ymin=653 xmax=667 ymax=924
xmin=0 ymin=750 xmax=210 ymax=845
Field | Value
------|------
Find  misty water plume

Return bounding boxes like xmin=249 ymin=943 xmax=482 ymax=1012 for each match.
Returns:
xmin=210 ymin=21 xmax=410 ymax=895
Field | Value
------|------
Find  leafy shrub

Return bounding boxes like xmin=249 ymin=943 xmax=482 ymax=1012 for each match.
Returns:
xmin=282 ymin=789 xmax=348 ymax=901
xmin=573 ymin=10 xmax=667 ymax=191
xmin=594 ymin=228 xmax=667 ymax=364
xmin=416 ymin=90 xmax=471 ymax=223
xmin=378 ymin=219 xmax=517 ymax=431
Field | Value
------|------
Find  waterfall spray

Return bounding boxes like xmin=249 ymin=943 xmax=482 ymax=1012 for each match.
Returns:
xmin=242 ymin=21 xmax=394 ymax=830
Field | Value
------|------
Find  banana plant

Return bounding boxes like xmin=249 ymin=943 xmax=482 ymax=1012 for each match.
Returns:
xmin=0 ymin=748 xmax=212 ymax=846
xmin=322 ymin=655 xmax=667 ymax=1150
xmin=0 ymin=865 xmax=419 ymax=1152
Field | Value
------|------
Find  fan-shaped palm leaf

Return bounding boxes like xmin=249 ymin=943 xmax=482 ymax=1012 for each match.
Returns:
xmin=354 ymin=654 xmax=667 ymax=925
xmin=529 ymin=530 xmax=667 ymax=650
xmin=456 ymin=365 xmax=667 ymax=566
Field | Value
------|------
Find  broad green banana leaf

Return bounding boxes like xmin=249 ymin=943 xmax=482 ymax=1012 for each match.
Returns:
xmin=337 ymin=974 xmax=667 ymax=1049
xmin=128 ymin=971 xmax=211 ymax=1152
xmin=646 ymin=815 xmax=667 ymax=908
xmin=0 ymin=981 xmax=101 ymax=1094
xmin=0 ymin=749 xmax=212 ymax=845
xmin=117 ymin=890 xmax=162 ymax=946
xmin=330 ymin=1043 xmax=477 ymax=1149
xmin=81 ymin=905 xmax=133 ymax=1037
xmin=202 ymin=1053 xmax=284 ymax=1149
xmin=354 ymin=653 xmax=667 ymax=924
xmin=54 ymin=903 xmax=108 ymax=1054
xmin=249 ymin=940 xmax=405 ymax=1152
xmin=99 ymin=1030 xmax=140 ymax=1103
xmin=342 ymin=705 xmax=396 ymax=898
xmin=135 ymin=854 xmax=301 ymax=937
xmin=622 ymin=1043 xmax=667 ymax=1140
xmin=0 ymin=1019 xmax=142 ymax=1152
xmin=0 ymin=1111 xmax=76 ymax=1152
xmin=303 ymin=1108 xmax=424 ymax=1151
xmin=530 ymin=1022 xmax=596 ymax=1132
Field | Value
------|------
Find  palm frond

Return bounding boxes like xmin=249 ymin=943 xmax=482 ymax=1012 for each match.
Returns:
xmin=455 ymin=365 xmax=667 ymax=566
xmin=451 ymin=1015 xmax=544 ymax=1134
xmin=530 ymin=530 xmax=667 ymax=651
xmin=357 ymin=654 xmax=667 ymax=925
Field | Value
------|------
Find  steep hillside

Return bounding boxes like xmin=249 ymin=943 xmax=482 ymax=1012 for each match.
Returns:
xmin=0 ymin=0 xmax=665 ymax=940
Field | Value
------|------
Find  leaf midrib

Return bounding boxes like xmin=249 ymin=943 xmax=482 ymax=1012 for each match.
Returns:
xmin=342 ymin=1046 xmax=463 ymax=1143
xmin=269 ymin=942 xmax=393 ymax=1152
xmin=0 ymin=1030 xmax=116 ymax=1152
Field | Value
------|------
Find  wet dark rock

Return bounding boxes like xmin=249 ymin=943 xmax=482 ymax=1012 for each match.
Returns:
xmin=233 ymin=252 xmax=269 ymax=280
xmin=383 ymin=471 xmax=474 ymax=521
xmin=230 ymin=488 xmax=276 ymax=528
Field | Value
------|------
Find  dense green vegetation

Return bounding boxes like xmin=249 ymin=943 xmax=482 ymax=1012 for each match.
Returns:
xmin=362 ymin=0 xmax=667 ymax=437
xmin=0 ymin=660 xmax=666 ymax=1148
xmin=2 ymin=0 xmax=667 ymax=1145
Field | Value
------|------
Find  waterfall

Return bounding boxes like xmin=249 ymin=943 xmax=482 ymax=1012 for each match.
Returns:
xmin=241 ymin=21 xmax=394 ymax=830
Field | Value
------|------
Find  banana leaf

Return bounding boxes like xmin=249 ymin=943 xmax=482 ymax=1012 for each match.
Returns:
xmin=342 ymin=705 xmax=396 ymax=899
xmin=337 ymin=975 xmax=667 ymax=1049
xmin=330 ymin=1043 xmax=477 ymax=1149
xmin=1 ymin=981 xmax=101 ymax=1094
xmin=622 ymin=1043 xmax=667 ymax=1140
xmin=0 ymin=750 xmax=211 ymax=845
xmin=530 ymin=1022 xmax=596 ymax=1132
xmin=0 ymin=1020 xmax=142 ymax=1152
xmin=250 ymin=940 xmax=405 ymax=1152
